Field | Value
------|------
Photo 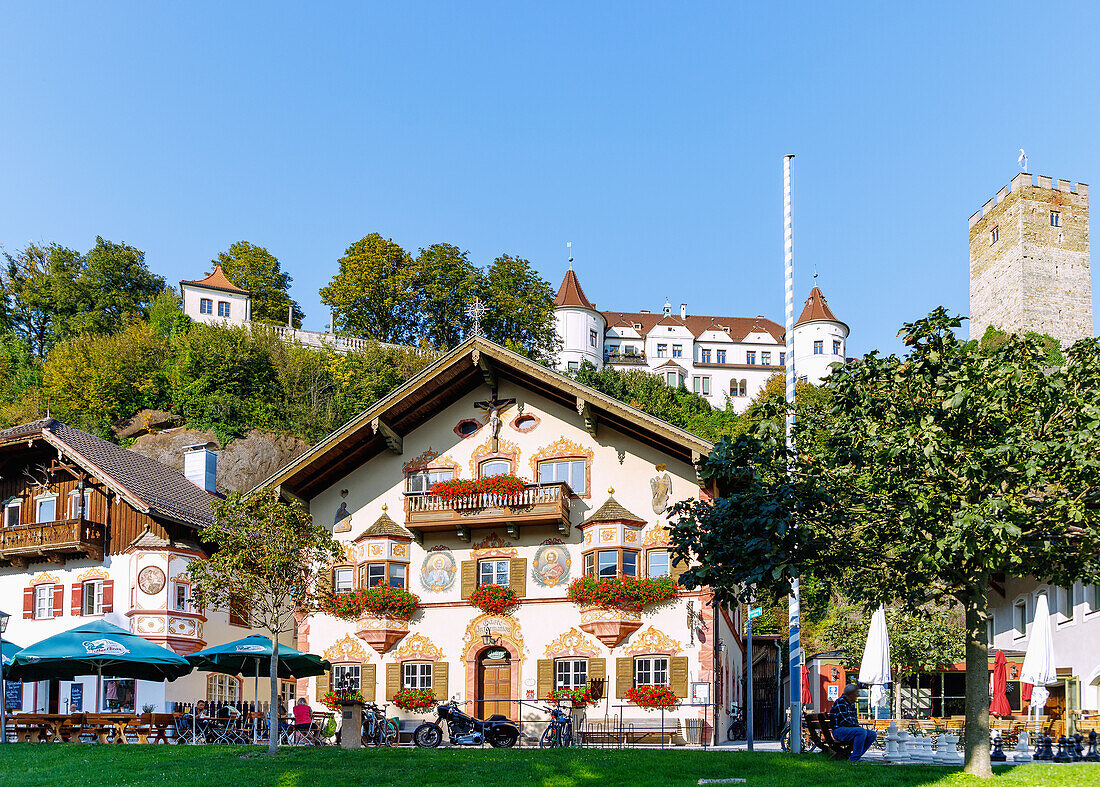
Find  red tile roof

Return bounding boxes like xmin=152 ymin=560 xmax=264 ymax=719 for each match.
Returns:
xmin=554 ymin=270 xmax=596 ymax=309
xmin=601 ymin=311 xmax=785 ymax=342
xmin=795 ymin=286 xmax=839 ymax=326
xmin=180 ymin=265 xmax=249 ymax=294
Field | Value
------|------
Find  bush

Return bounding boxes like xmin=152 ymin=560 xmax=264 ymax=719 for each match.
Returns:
xmin=566 ymin=576 xmax=678 ymax=610
xmin=319 ymin=585 xmax=420 ymax=621
xmin=468 ymin=584 xmax=519 ymax=615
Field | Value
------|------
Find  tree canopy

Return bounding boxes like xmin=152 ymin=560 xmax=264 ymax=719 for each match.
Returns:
xmin=320 ymin=233 xmax=419 ymax=344
xmin=213 ymin=241 xmax=304 ymax=328
xmin=671 ymin=310 xmax=1100 ymax=777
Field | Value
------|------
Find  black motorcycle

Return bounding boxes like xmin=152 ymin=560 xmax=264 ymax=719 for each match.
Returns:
xmin=413 ymin=700 xmax=520 ymax=748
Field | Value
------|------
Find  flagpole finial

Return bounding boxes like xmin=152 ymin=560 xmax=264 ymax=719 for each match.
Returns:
xmin=567 ymin=241 xmax=573 ymax=271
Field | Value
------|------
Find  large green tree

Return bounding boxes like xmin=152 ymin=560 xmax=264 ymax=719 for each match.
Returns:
xmin=213 ymin=241 xmax=304 ymax=328
xmin=479 ymin=254 xmax=558 ymax=360
xmin=413 ymin=243 xmax=481 ymax=348
xmin=187 ymin=488 xmax=343 ymax=755
xmin=3 ymin=242 xmax=83 ymax=355
xmin=320 ymin=234 xmax=419 ymax=344
xmin=671 ymin=310 xmax=1100 ymax=777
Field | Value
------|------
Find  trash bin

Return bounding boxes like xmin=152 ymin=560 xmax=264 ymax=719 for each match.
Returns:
xmin=685 ymin=719 xmax=712 ymax=745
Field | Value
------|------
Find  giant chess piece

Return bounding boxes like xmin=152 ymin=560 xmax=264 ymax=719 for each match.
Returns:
xmin=895 ymin=728 xmax=911 ymax=762
xmin=990 ymin=735 xmax=1006 ymax=762
xmin=940 ymin=732 xmax=963 ymax=766
xmin=1035 ymin=734 xmax=1055 ymax=761
xmin=1013 ymin=730 xmax=1033 ymax=763
xmin=1053 ymin=735 xmax=1072 ymax=763
xmin=1084 ymin=731 xmax=1100 ymax=762
xmin=883 ymin=723 xmax=902 ymax=763
xmin=1072 ymin=733 xmax=1084 ymax=761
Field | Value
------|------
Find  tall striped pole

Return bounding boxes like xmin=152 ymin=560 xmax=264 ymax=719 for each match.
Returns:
xmin=784 ymin=154 xmax=802 ymax=753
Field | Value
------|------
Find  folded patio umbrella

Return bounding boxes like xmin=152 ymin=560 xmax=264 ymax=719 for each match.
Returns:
xmin=989 ymin=649 xmax=1012 ymax=717
xmin=858 ymin=605 xmax=892 ymax=713
xmin=800 ymin=663 xmax=811 ymax=706
xmin=1019 ymin=593 xmax=1057 ymax=718
xmin=6 ymin=619 xmax=192 ymax=683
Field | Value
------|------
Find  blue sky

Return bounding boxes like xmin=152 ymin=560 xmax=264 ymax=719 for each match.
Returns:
xmin=2 ymin=2 xmax=1098 ymax=356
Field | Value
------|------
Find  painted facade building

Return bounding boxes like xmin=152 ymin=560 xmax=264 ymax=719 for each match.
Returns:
xmin=552 ymin=269 xmax=848 ymax=413
xmin=264 ymin=337 xmax=744 ymax=741
xmin=0 ymin=420 xmax=293 ymax=715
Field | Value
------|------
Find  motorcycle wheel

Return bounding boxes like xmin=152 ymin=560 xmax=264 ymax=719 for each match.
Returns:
xmin=488 ymin=729 xmax=518 ymax=748
xmin=413 ymin=723 xmax=443 ymax=748
xmin=539 ymin=725 xmax=559 ymax=749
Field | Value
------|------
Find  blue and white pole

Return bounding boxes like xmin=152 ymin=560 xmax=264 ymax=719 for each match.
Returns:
xmin=783 ymin=154 xmax=802 ymax=753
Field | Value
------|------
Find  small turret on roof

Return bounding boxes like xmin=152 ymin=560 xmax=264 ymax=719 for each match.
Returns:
xmin=554 ymin=269 xmax=597 ymax=310
xmin=355 ymin=505 xmax=414 ymax=541
xmin=180 ymin=265 xmax=249 ymax=295
xmin=581 ymin=488 xmax=647 ymax=528
xmin=796 ymin=286 xmax=840 ymax=326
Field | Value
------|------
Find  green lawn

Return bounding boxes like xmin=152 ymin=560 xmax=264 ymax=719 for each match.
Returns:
xmin=0 ymin=745 xmax=1096 ymax=787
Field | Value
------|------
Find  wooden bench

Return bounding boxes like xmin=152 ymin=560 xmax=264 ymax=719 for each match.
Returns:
xmin=577 ymin=717 xmax=686 ymax=746
xmin=805 ymin=713 xmax=854 ymax=760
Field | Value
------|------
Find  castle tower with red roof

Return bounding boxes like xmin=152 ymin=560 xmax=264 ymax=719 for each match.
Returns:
xmin=552 ymin=266 xmax=606 ymax=372
xmin=791 ymin=284 xmax=848 ymax=384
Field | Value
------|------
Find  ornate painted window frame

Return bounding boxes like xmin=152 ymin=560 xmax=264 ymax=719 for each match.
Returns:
xmin=529 ymin=438 xmax=594 ymax=499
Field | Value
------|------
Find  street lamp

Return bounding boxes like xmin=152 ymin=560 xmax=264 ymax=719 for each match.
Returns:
xmin=480 ymin=625 xmax=499 ymax=647
xmin=1 ymin=608 xmax=9 ymax=744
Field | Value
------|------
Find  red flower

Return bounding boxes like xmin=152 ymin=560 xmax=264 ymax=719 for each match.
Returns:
xmin=468 ymin=584 xmax=519 ymax=615
xmin=392 ymin=687 xmax=437 ymax=712
xmin=429 ymin=475 xmax=527 ymax=501
xmin=566 ymin=576 xmax=677 ymax=610
xmin=548 ymin=685 xmax=596 ymax=707
xmin=321 ymin=688 xmax=365 ymax=711
xmin=319 ymin=584 xmax=420 ymax=621
xmin=625 ymin=685 xmax=679 ymax=708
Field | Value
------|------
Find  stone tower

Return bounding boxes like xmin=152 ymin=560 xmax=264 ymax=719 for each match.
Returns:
xmin=969 ymin=173 xmax=1091 ymax=346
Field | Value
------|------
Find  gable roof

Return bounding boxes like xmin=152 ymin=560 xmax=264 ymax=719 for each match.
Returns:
xmin=554 ymin=270 xmax=597 ymax=310
xmin=0 ymin=419 xmax=215 ymax=530
xmin=601 ymin=310 xmax=785 ymax=343
xmin=258 ymin=336 xmax=713 ymax=501
xmin=795 ymin=286 xmax=840 ymax=326
xmin=180 ymin=265 xmax=249 ymax=295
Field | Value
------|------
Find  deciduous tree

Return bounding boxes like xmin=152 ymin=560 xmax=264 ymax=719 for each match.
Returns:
xmin=186 ymin=488 xmax=343 ymax=755
xmin=213 ymin=241 xmax=304 ymax=328
xmin=414 ymin=243 xmax=480 ymax=348
xmin=480 ymin=254 xmax=557 ymax=360
xmin=320 ymin=234 xmax=419 ymax=344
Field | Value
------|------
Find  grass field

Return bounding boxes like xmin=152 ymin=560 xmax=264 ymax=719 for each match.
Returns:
xmin=0 ymin=745 xmax=1096 ymax=786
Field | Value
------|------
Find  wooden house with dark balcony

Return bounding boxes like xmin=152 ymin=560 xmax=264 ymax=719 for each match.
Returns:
xmin=262 ymin=335 xmax=745 ymax=742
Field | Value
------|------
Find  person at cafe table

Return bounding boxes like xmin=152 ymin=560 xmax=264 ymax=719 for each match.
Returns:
xmin=828 ymin=684 xmax=877 ymax=761
xmin=180 ymin=700 xmax=210 ymax=736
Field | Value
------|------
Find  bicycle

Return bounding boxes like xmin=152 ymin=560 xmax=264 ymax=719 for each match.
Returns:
xmin=726 ymin=703 xmax=746 ymax=741
xmin=361 ymin=703 xmax=399 ymax=747
xmin=779 ymin=706 xmax=817 ymax=753
xmin=539 ymin=705 xmax=574 ymax=748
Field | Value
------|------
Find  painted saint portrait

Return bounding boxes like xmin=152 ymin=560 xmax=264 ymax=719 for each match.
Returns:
xmin=532 ymin=543 xmax=571 ymax=587
xmin=421 ymin=549 xmax=456 ymax=592
xmin=333 ymin=502 xmax=352 ymax=533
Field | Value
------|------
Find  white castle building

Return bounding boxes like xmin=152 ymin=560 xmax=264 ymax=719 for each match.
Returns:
xmin=552 ymin=269 xmax=849 ymax=412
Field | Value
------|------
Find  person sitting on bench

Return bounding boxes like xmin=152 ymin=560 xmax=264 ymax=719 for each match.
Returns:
xmin=828 ymin=684 xmax=876 ymax=761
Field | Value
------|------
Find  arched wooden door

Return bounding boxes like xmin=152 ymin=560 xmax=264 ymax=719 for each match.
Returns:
xmin=476 ymin=647 xmax=512 ymax=719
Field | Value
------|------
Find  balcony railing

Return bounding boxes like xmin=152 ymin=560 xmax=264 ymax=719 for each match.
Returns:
xmin=0 ymin=518 xmax=106 ymax=565
xmin=605 ymin=351 xmax=647 ymax=365
xmin=406 ymin=482 xmax=572 ymax=536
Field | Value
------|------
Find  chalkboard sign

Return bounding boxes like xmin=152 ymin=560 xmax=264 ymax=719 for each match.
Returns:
xmin=70 ymin=683 xmax=83 ymax=711
xmin=5 ymin=681 xmax=22 ymax=711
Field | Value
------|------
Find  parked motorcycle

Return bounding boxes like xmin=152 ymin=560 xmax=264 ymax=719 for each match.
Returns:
xmin=413 ymin=700 xmax=520 ymax=748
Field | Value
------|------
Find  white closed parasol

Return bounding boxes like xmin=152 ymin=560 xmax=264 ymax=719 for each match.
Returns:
xmin=1019 ymin=593 xmax=1057 ymax=719
xmin=858 ymin=605 xmax=892 ymax=714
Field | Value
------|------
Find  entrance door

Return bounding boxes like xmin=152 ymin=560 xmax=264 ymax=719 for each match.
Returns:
xmin=476 ymin=648 xmax=512 ymax=719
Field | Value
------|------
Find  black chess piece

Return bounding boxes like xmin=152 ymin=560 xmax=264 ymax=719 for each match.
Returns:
xmin=1035 ymin=732 xmax=1047 ymax=760
xmin=1035 ymin=734 xmax=1054 ymax=761
xmin=991 ymin=735 xmax=1007 ymax=762
xmin=1072 ymin=733 xmax=1083 ymax=761
xmin=1084 ymin=731 xmax=1100 ymax=763
xmin=1053 ymin=735 xmax=1072 ymax=763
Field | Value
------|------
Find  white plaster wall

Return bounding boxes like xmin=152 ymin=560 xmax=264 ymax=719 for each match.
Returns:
xmin=792 ymin=320 xmax=847 ymax=385
xmin=181 ymin=285 xmax=251 ymax=327
xmin=554 ymin=308 xmax=605 ymax=371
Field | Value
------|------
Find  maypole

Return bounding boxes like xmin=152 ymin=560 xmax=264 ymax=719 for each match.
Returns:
xmin=783 ymin=154 xmax=802 ymax=753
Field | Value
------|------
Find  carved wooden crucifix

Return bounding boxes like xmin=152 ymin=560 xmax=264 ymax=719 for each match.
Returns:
xmin=474 ymin=393 xmax=516 ymax=453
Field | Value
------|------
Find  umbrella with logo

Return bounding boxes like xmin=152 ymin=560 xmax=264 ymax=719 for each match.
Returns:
xmin=1 ymin=638 xmax=21 ymax=675
xmin=858 ymin=605 xmax=892 ymax=718
xmin=186 ymin=635 xmax=330 ymax=742
xmin=1019 ymin=593 xmax=1057 ymax=721
xmin=6 ymin=619 xmax=192 ymax=712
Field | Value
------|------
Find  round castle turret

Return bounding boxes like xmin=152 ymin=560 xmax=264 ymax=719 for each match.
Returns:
xmin=791 ymin=285 xmax=847 ymax=384
xmin=553 ymin=268 xmax=605 ymax=372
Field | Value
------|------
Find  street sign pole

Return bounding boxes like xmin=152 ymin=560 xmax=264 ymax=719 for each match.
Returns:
xmin=746 ymin=611 xmax=754 ymax=752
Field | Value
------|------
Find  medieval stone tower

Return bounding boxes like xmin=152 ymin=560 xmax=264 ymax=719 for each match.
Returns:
xmin=969 ymin=173 xmax=1092 ymax=346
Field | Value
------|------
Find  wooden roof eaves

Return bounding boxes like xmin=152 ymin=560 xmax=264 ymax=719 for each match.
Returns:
xmin=37 ymin=431 xmax=153 ymax=516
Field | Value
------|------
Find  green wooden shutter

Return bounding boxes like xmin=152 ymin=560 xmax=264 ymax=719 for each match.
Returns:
xmin=509 ymin=557 xmax=527 ymax=599
xmin=670 ymin=656 xmax=689 ymax=699
xmin=616 ymin=657 xmax=633 ymax=698
xmin=432 ymin=661 xmax=449 ymax=701
xmin=537 ymin=659 xmax=553 ymax=700
xmin=460 ymin=560 xmax=476 ymax=599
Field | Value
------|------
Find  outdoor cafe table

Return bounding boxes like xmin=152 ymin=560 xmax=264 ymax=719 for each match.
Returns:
xmin=84 ymin=713 xmax=139 ymax=744
xmin=13 ymin=714 xmax=73 ymax=743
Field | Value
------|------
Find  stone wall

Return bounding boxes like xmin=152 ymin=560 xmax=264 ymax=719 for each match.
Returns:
xmin=969 ymin=173 xmax=1091 ymax=346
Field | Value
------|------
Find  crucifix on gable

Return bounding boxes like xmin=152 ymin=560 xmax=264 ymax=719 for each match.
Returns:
xmin=474 ymin=393 xmax=516 ymax=453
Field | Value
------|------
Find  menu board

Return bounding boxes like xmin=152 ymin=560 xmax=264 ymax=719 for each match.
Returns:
xmin=5 ymin=681 xmax=21 ymax=711
xmin=70 ymin=683 xmax=83 ymax=711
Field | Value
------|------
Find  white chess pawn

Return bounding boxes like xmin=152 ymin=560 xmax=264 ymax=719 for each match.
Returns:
xmin=896 ymin=728 xmax=911 ymax=761
xmin=1013 ymin=731 xmax=1033 ymax=763
xmin=883 ymin=723 xmax=900 ymax=762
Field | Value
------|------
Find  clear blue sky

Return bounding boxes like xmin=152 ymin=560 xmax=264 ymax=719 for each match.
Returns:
xmin=3 ymin=2 xmax=1098 ymax=356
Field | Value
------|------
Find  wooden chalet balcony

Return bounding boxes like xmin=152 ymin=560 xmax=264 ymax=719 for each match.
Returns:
xmin=405 ymin=482 xmax=572 ymax=539
xmin=0 ymin=518 xmax=105 ymax=566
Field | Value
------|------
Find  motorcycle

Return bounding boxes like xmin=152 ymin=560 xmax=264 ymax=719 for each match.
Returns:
xmin=413 ymin=700 xmax=520 ymax=748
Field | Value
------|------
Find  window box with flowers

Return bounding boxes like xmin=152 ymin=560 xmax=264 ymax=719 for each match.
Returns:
xmin=392 ymin=687 xmax=437 ymax=713
xmin=625 ymin=685 xmax=679 ymax=709
xmin=548 ymin=685 xmax=597 ymax=708
xmin=468 ymin=584 xmax=519 ymax=615
xmin=321 ymin=687 xmax=366 ymax=712
xmin=429 ymin=475 xmax=527 ymax=505
xmin=320 ymin=584 xmax=421 ymax=654
xmin=567 ymin=576 xmax=678 ymax=647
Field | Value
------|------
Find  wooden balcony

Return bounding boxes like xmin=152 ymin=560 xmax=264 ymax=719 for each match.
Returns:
xmin=405 ymin=482 xmax=572 ymax=540
xmin=0 ymin=518 xmax=105 ymax=567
